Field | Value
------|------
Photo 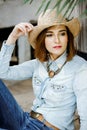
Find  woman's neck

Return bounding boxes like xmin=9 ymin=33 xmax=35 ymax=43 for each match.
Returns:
xmin=49 ymin=51 xmax=66 ymax=61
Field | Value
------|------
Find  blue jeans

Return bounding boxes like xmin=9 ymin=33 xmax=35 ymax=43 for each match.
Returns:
xmin=0 ymin=80 xmax=53 ymax=130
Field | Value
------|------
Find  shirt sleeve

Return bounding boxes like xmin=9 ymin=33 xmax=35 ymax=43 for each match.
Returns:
xmin=73 ymin=64 xmax=87 ymax=130
xmin=0 ymin=41 xmax=37 ymax=80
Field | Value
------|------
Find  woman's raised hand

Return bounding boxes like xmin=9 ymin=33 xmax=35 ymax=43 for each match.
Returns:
xmin=6 ymin=22 xmax=33 ymax=45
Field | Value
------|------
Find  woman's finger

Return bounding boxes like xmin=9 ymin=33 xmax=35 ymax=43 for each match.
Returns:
xmin=16 ymin=23 xmax=34 ymax=35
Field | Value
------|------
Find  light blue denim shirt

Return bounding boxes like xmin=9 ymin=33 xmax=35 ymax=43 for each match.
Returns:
xmin=0 ymin=41 xmax=87 ymax=130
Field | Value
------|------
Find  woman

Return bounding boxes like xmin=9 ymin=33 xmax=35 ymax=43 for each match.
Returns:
xmin=0 ymin=9 xmax=87 ymax=130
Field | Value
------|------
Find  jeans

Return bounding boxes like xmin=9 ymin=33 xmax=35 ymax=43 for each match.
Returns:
xmin=0 ymin=80 xmax=53 ymax=130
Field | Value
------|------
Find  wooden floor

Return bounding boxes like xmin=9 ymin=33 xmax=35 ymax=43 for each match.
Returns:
xmin=4 ymin=79 xmax=80 ymax=130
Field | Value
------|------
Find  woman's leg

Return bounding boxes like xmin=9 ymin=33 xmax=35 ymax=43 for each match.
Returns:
xmin=0 ymin=80 xmax=25 ymax=130
xmin=24 ymin=113 xmax=54 ymax=130
xmin=0 ymin=80 xmax=54 ymax=130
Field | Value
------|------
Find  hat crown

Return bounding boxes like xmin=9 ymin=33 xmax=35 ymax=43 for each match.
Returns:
xmin=28 ymin=9 xmax=80 ymax=48
xmin=38 ymin=9 xmax=66 ymax=26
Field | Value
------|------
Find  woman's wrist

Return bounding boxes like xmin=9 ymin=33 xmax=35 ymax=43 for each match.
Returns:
xmin=6 ymin=33 xmax=18 ymax=45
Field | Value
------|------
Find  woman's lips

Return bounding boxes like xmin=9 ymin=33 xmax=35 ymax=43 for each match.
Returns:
xmin=53 ymin=45 xmax=62 ymax=49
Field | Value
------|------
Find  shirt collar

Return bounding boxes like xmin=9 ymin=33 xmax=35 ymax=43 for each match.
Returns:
xmin=47 ymin=51 xmax=67 ymax=71
xmin=43 ymin=51 xmax=67 ymax=71
xmin=55 ymin=51 xmax=67 ymax=67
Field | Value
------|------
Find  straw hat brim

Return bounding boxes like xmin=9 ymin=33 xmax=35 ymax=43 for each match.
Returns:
xmin=28 ymin=18 xmax=80 ymax=49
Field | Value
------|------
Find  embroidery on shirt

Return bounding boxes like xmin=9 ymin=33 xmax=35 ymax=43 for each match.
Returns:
xmin=50 ymin=84 xmax=66 ymax=92
xmin=33 ymin=76 xmax=42 ymax=86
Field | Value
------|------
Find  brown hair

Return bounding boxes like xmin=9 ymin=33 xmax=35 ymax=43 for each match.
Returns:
xmin=34 ymin=26 xmax=76 ymax=62
xmin=66 ymin=27 xmax=76 ymax=61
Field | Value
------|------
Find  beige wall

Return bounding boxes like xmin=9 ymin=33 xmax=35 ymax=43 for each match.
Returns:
xmin=0 ymin=0 xmax=38 ymax=28
xmin=0 ymin=0 xmax=56 ymax=28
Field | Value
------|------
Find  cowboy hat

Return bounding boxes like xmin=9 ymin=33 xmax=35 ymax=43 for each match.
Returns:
xmin=28 ymin=9 xmax=80 ymax=48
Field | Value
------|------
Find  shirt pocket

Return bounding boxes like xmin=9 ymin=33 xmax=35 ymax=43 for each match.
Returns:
xmin=33 ymin=76 xmax=42 ymax=96
xmin=43 ymin=83 xmax=67 ymax=103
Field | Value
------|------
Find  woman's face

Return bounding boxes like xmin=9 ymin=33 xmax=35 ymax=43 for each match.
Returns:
xmin=45 ymin=25 xmax=68 ymax=60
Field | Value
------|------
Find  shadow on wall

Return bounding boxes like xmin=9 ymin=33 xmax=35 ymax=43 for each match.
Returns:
xmin=77 ymin=50 xmax=87 ymax=61
xmin=0 ymin=26 xmax=18 ymax=65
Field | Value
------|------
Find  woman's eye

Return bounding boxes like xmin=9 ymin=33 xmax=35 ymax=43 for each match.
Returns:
xmin=60 ymin=32 xmax=67 ymax=36
xmin=46 ymin=33 xmax=53 ymax=37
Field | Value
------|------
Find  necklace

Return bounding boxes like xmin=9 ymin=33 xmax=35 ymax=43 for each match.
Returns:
xmin=47 ymin=60 xmax=67 ymax=78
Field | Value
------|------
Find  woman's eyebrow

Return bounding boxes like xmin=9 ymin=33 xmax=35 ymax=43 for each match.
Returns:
xmin=59 ymin=30 xmax=67 ymax=32
xmin=46 ymin=29 xmax=67 ymax=33
xmin=46 ymin=31 xmax=53 ymax=33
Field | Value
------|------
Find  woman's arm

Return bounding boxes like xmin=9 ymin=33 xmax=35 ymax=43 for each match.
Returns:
xmin=0 ymin=22 xmax=35 ymax=80
xmin=6 ymin=22 xmax=33 ymax=45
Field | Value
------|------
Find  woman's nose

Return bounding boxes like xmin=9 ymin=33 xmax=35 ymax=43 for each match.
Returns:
xmin=54 ymin=35 xmax=60 ymax=44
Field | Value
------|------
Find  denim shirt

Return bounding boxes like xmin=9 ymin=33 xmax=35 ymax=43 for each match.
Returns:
xmin=0 ymin=42 xmax=87 ymax=130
